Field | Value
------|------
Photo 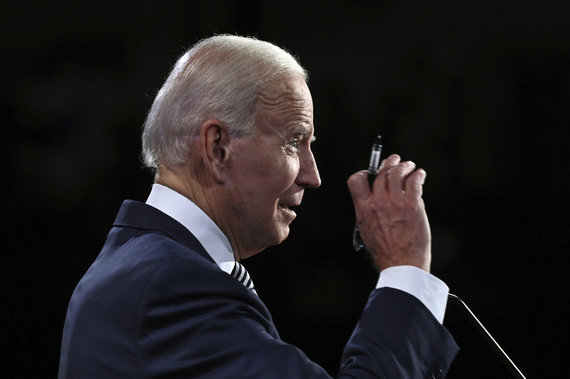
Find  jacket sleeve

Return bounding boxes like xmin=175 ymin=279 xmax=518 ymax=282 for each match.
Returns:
xmin=138 ymin=258 xmax=458 ymax=378
xmin=339 ymin=288 xmax=459 ymax=379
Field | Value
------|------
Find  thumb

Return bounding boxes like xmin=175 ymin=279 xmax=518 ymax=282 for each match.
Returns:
xmin=347 ymin=170 xmax=371 ymax=218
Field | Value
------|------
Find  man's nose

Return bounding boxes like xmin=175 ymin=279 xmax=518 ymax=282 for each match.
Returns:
xmin=296 ymin=150 xmax=321 ymax=188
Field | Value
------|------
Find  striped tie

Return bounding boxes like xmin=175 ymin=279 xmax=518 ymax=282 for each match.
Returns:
xmin=231 ymin=261 xmax=257 ymax=295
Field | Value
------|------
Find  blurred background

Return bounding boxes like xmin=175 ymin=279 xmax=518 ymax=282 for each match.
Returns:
xmin=2 ymin=1 xmax=569 ymax=377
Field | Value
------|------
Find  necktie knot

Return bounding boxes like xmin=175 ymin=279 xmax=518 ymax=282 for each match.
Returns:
xmin=231 ymin=261 xmax=257 ymax=295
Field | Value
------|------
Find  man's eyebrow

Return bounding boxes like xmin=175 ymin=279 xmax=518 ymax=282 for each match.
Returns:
xmin=288 ymin=125 xmax=316 ymax=143
xmin=290 ymin=125 xmax=310 ymax=134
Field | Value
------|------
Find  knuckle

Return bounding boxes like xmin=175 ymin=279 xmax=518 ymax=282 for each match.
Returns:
xmin=384 ymin=154 xmax=399 ymax=162
xmin=369 ymin=199 xmax=384 ymax=212
xmin=346 ymin=175 xmax=357 ymax=186
xmin=385 ymin=166 xmax=402 ymax=179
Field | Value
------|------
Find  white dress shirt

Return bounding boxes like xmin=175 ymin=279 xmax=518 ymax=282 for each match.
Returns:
xmin=145 ymin=183 xmax=449 ymax=323
xmin=145 ymin=183 xmax=237 ymax=275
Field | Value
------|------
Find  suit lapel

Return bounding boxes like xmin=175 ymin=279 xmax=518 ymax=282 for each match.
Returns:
xmin=112 ymin=199 xmax=281 ymax=339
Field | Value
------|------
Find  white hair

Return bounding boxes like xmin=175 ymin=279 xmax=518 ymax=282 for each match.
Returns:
xmin=141 ymin=35 xmax=308 ymax=170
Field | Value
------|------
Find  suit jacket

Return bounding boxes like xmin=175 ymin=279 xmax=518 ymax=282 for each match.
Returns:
xmin=59 ymin=200 xmax=458 ymax=378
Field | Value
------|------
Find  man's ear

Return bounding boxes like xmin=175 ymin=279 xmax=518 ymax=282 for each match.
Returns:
xmin=199 ymin=119 xmax=231 ymax=183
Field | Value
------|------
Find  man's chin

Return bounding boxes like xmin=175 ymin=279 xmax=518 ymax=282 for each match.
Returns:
xmin=268 ymin=224 xmax=292 ymax=247
xmin=278 ymin=226 xmax=291 ymax=243
xmin=242 ymin=225 xmax=291 ymax=258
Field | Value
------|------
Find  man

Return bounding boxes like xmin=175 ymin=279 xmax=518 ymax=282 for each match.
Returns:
xmin=59 ymin=35 xmax=458 ymax=378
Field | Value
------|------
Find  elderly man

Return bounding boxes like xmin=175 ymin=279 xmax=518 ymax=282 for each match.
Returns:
xmin=59 ymin=35 xmax=458 ymax=378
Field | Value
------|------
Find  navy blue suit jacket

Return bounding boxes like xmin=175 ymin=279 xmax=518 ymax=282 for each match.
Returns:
xmin=59 ymin=200 xmax=458 ymax=378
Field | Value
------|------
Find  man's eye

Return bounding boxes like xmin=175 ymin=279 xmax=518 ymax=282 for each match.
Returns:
xmin=288 ymin=140 xmax=301 ymax=150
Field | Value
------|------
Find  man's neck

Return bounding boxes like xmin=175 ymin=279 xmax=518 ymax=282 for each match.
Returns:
xmin=155 ymin=165 xmax=250 ymax=260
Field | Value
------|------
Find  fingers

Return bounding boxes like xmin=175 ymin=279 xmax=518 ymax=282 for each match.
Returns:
xmin=349 ymin=154 xmax=427 ymax=203
xmin=405 ymin=169 xmax=427 ymax=198
xmin=387 ymin=161 xmax=416 ymax=195
xmin=371 ymin=154 xmax=399 ymax=192
xmin=372 ymin=154 xmax=425 ymax=198
xmin=378 ymin=154 xmax=401 ymax=174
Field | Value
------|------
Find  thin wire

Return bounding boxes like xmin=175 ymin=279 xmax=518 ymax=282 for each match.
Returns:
xmin=448 ymin=293 xmax=526 ymax=379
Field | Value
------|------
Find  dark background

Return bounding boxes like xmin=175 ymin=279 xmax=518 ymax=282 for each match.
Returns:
xmin=2 ymin=1 xmax=569 ymax=377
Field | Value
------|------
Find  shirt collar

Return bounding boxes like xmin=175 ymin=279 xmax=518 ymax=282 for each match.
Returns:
xmin=145 ymin=183 xmax=235 ymax=274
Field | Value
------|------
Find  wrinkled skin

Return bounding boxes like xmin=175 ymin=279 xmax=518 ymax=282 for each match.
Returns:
xmin=347 ymin=154 xmax=431 ymax=272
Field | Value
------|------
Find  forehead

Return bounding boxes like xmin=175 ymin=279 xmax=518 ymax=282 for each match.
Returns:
xmin=255 ymin=76 xmax=314 ymax=134
xmin=258 ymin=75 xmax=311 ymax=102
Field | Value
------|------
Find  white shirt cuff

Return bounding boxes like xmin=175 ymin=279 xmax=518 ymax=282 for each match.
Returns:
xmin=376 ymin=265 xmax=449 ymax=324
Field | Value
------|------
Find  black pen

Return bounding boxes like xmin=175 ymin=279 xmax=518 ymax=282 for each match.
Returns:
xmin=353 ymin=135 xmax=382 ymax=251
